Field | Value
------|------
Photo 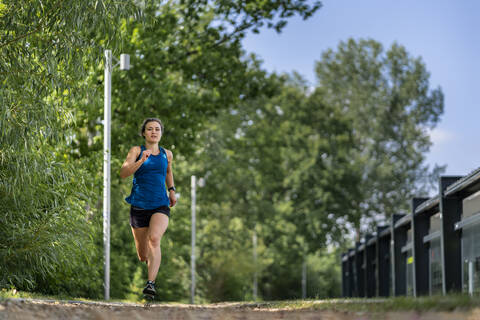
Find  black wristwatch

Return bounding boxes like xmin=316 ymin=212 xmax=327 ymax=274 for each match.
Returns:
xmin=168 ymin=186 xmax=176 ymax=192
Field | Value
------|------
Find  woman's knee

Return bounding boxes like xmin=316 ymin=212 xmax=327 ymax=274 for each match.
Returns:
xmin=138 ymin=254 xmax=148 ymax=262
xmin=148 ymin=234 xmax=162 ymax=247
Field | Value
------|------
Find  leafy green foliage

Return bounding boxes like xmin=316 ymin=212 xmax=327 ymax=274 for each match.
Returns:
xmin=78 ymin=0 xmax=320 ymax=300
xmin=187 ymin=72 xmax=357 ymax=300
xmin=197 ymin=216 xmax=257 ymax=302
xmin=306 ymin=248 xmax=342 ymax=299
xmin=0 ymin=0 xmax=138 ymax=295
xmin=188 ymin=41 xmax=444 ymax=298
xmin=0 ymin=146 xmax=101 ymax=297
xmin=2 ymin=0 xmax=444 ymax=303
xmin=1 ymin=0 xmax=321 ymax=298
xmin=314 ymin=39 xmax=445 ymax=231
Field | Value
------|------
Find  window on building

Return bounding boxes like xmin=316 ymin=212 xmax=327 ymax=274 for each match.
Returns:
xmin=390 ymin=242 xmax=394 ymax=296
xmin=406 ymin=249 xmax=414 ymax=296
xmin=429 ymin=238 xmax=443 ymax=295
xmin=462 ymin=223 xmax=480 ymax=295
xmin=352 ymin=258 xmax=358 ymax=296
xmin=461 ymin=191 xmax=480 ymax=295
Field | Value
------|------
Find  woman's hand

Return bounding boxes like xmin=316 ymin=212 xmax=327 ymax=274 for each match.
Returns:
xmin=169 ymin=190 xmax=177 ymax=207
xmin=140 ymin=150 xmax=152 ymax=162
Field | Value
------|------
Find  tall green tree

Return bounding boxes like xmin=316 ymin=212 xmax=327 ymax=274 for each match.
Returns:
xmin=0 ymin=0 xmax=137 ymax=296
xmin=255 ymin=75 xmax=361 ymax=300
xmin=190 ymin=71 xmax=360 ymax=300
xmin=191 ymin=70 xmax=283 ymax=301
xmin=314 ymin=38 xmax=445 ymax=233
xmin=189 ymin=37 xmax=445 ymax=298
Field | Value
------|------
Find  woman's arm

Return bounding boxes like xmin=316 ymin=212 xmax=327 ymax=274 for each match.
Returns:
xmin=165 ymin=149 xmax=177 ymax=207
xmin=120 ymin=146 xmax=150 ymax=179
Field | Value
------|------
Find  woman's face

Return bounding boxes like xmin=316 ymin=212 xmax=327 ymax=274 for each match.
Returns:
xmin=143 ymin=121 xmax=162 ymax=142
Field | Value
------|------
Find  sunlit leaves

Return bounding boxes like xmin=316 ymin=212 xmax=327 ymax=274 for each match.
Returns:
xmin=0 ymin=0 xmax=136 ymax=294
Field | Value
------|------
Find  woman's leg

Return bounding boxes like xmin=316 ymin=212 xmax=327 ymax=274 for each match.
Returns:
xmin=147 ymin=213 xmax=169 ymax=281
xmin=131 ymin=227 xmax=149 ymax=262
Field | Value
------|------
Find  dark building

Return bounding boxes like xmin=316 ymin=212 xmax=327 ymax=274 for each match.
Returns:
xmin=341 ymin=168 xmax=480 ymax=297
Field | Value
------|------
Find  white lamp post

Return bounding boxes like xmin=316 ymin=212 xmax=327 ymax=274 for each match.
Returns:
xmin=104 ymin=50 xmax=130 ymax=301
xmin=190 ymin=175 xmax=196 ymax=304
xmin=190 ymin=176 xmax=205 ymax=304
xmin=253 ymin=231 xmax=258 ymax=300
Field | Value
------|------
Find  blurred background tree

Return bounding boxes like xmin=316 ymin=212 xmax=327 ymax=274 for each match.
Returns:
xmin=315 ymin=39 xmax=445 ymax=236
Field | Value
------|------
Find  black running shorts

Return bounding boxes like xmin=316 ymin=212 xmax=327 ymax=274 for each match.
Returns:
xmin=129 ymin=205 xmax=170 ymax=228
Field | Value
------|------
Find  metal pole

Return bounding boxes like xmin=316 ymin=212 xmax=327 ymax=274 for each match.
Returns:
xmin=302 ymin=257 xmax=307 ymax=299
xmin=253 ymin=231 xmax=258 ymax=301
xmin=191 ymin=175 xmax=196 ymax=304
xmin=103 ymin=49 xmax=112 ymax=301
xmin=469 ymin=261 xmax=474 ymax=296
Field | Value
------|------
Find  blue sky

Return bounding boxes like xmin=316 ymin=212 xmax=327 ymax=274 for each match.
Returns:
xmin=242 ymin=0 xmax=479 ymax=177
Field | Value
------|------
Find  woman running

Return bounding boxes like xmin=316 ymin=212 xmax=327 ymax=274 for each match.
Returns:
xmin=120 ymin=118 xmax=176 ymax=298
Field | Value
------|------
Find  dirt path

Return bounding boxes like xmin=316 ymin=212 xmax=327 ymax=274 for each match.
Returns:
xmin=1 ymin=298 xmax=480 ymax=320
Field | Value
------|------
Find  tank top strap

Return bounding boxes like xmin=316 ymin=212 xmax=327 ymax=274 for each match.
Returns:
xmin=160 ymin=147 xmax=169 ymax=164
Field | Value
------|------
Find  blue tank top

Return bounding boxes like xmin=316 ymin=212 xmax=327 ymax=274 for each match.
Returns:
xmin=125 ymin=146 xmax=170 ymax=209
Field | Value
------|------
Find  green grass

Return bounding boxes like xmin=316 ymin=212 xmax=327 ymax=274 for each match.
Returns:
xmin=0 ymin=288 xmax=71 ymax=301
xmin=2 ymin=289 xmax=480 ymax=313
xmin=0 ymin=288 xmax=191 ymax=306
xmin=0 ymin=288 xmax=135 ymax=304
xmin=253 ymin=295 xmax=480 ymax=312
